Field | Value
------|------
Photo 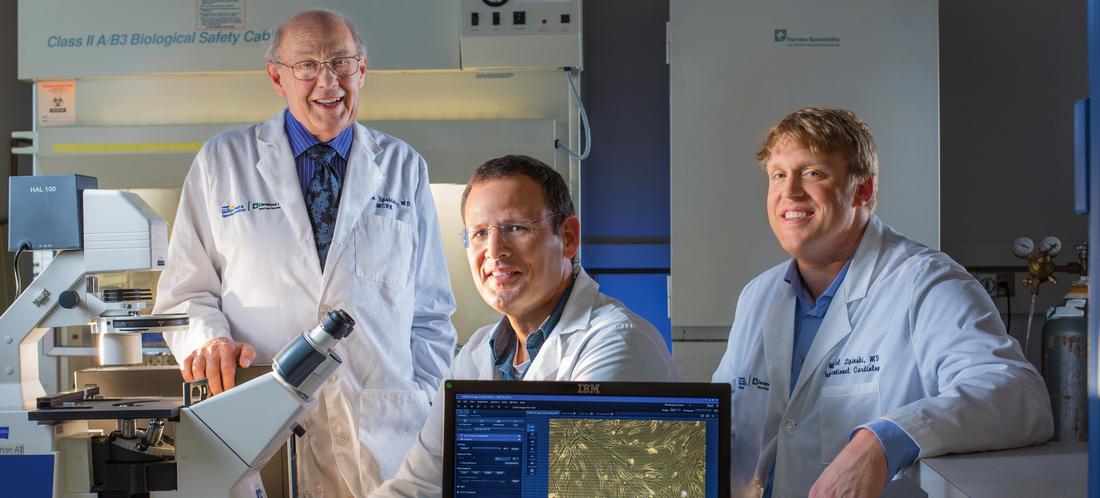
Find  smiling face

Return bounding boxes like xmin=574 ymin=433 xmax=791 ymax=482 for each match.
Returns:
xmin=463 ymin=176 xmax=580 ymax=332
xmin=265 ymin=14 xmax=365 ymax=142
xmin=765 ymin=140 xmax=873 ymax=267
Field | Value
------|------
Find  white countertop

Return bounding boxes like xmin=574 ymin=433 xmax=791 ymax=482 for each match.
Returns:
xmin=913 ymin=441 xmax=1086 ymax=498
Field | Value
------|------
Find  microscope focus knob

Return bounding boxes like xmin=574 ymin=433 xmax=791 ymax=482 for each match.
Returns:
xmin=59 ymin=290 xmax=80 ymax=309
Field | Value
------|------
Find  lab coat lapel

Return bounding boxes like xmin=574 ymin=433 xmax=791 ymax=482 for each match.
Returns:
xmin=791 ymin=285 xmax=852 ymax=399
xmin=469 ymin=339 xmax=497 ymax=380
xmin=761 ymin=287 xmax=795 ymax=405
xmin=321 ymin=123 xmax=384 ymax=281
xmin=255 ymin=112 xmax=322 ymax=273
xmin=841 ymin=216 xmax=884 ymax=304
xmin=527 ymin=269 xmax=598 ymax=380
xmin=789 ymin=216 xmax=883 ymax=399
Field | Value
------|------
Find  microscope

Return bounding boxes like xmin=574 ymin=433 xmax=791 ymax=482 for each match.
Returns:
xmin=0 ymin=175 xmax=352 ymax=498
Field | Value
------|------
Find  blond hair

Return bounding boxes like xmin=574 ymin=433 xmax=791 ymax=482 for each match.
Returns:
xmin=757 ymin=108 xmax=878 ymax=210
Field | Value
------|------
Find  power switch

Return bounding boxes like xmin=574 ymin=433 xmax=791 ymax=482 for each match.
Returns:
xmin=561 ymin=14 xmax=571 ymax=24
xmin=471 ymin=12 xmax=480 ymax=26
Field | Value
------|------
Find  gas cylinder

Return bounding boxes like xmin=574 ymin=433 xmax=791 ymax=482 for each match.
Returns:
xmin=1041 ymin=278 xmax=1088 ymax=441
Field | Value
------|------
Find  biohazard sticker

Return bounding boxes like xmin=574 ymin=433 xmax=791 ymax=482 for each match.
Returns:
xmin=37 ymin=81 xmax=76 ymax=127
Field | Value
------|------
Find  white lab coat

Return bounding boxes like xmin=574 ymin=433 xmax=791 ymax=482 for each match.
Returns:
xmin=154 ymin=111 xmax=457 ymax=498
xmin=371 ymin=269 xmax=679 ymax=498
xmin=712 ymin=216 xmax=1052 ymax=498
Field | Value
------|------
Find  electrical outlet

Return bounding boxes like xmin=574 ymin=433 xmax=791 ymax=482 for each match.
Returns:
xmin=973 ymin=272 xmax=1014 ymax=297
xmin=997 ymin=272 xmax=1015 ymax=297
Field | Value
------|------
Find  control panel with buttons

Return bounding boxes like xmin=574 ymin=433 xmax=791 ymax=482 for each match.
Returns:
xmin=460 ymin=0 xmax=582 ymax=69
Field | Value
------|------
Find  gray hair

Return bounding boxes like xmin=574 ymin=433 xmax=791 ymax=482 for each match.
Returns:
xmin=265 ymin=9 xmax=367 ymax=63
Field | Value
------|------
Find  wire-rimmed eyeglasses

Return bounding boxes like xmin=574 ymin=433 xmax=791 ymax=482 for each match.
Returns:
xmin=274 ymin=56 xmax=361 ymax=80
xmin=461 ymin=213 xmax=563 ymax=250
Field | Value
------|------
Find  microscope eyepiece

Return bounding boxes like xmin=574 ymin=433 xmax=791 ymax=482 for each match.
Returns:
xmin=274 ymin=309 xmax=356 ymax=392
xmin=322 ymin=309 xmax=355 ymax=340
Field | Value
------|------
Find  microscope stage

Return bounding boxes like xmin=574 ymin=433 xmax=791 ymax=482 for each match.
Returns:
xmin=28 ymin=397 xmax=182 ymax=421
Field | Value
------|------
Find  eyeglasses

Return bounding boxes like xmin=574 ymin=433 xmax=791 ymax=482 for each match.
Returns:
xmin=461 ymin=213 xmax=562 ymax=250
xmin=274 ymin=56 xmax=361 ymax=81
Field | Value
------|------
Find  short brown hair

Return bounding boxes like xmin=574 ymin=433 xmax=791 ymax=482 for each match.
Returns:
xmin=757 ymin=108 xmax=878 ymax=210
xmin=461 ymin=155 xmax=575 ymax=231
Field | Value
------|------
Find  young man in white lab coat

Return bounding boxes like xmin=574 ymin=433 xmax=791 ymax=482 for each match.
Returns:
xmin=153 ymin=10 xmax=457 ymax=497
xmin=712 ymin=108 xmax=1052 ymax=498
xmin=371 ymin=154 xmax=679 ymax=497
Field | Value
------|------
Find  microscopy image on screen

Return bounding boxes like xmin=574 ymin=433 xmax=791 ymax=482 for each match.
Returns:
xmin=547 ymin=418 xmax=706 ymax=498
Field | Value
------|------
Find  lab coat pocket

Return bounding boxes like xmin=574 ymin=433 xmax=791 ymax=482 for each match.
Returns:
xmin=358 ymin=388 xmax=431 ymax=481
xmin=819 ymin=381 xmax=880 ymax=464
xmin=355 ymin=215 xmax=414 ymax=288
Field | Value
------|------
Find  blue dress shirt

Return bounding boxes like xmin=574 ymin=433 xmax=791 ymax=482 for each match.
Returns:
xmin=764 ymin=260 xmax=919 ymax=497
xmin=284 ymin=109 xmax=354 ymax=198
xmin=786 ymin=260 xmax=850 ymax=392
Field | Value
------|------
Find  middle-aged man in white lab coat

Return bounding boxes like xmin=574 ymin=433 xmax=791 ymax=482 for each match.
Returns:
xmin=153 ymin=9 xmax=457 ymax=498
xmin=371 ymin=154 xmax=679 ymax=497
xmin=712 ymin=108 xmax=1052 ymax=498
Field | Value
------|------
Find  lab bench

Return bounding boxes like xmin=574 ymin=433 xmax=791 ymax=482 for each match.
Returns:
xmin=911 ymin=441 xmax=1085 ymax=498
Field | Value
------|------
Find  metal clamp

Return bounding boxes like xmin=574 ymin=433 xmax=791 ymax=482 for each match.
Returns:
xmin=183 ymin=379 xmax=209 ymax=406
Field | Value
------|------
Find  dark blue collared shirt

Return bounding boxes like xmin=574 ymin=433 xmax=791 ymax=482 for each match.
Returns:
xmin=488 ymin=276 xmax=577 ymax=381
xmin=284 ymin=109 xmax=354 ymax=198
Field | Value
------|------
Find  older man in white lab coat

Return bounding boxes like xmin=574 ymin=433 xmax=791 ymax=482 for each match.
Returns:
xmin=371 ymin=154 xmax=679 ymax=497
xmin=153 ymin=9 xmax=456 ymax=497
xmin=712 ymin=108 xmax=1052 ymax=498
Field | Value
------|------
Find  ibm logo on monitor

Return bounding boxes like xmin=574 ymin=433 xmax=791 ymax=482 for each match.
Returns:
xmin=577 ymin=383 xmax=600 ymax=394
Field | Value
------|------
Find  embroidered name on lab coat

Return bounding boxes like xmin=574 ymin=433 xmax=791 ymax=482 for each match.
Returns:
xmin=825 ymin=354 xmax=881 ymax=377
xmin=371 ymin=195 xmax=411 ymax=211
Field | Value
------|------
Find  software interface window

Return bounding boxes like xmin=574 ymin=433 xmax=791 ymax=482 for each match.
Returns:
xmin=452 ymin=393 xmax=722 ymax=497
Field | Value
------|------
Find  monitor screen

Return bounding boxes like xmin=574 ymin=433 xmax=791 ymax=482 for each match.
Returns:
xmin=444 ymin=381 xmax=729 ymax=498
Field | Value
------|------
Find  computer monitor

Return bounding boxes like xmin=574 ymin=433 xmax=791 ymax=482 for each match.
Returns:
xmin=443 ymin=380 xmax=730 ymax=498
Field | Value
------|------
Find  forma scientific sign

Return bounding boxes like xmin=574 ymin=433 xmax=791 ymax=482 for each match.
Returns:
xmin=17 ymin=0 xmax=461 ymax=79
xmin=772 ymin=28 xmax=841 ymax=47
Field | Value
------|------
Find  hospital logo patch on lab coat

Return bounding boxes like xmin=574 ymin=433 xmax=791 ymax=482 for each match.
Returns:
xmin=736 ymin=376 xmax=769 ymax=391
xmin=221 ymin=201 xmax=281 ymax=218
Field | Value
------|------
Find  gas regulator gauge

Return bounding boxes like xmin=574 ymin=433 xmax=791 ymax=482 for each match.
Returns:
xmin=1039 ymin=236 xmax=1062 ymax=256
xmin=1012 ymin=237 xmax=1035 ymax=258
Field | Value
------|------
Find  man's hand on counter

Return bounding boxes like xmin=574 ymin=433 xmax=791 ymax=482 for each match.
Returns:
xmin=809 ymin=428 xmax=889 ymax=498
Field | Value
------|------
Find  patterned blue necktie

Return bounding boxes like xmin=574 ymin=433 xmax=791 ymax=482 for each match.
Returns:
xmin=304 ymin=144 xmax=341 ymax=269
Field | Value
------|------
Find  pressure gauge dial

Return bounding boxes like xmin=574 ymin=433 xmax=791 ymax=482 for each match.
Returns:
xmin=483 ymin=0 xmax=508 ymax=6
xmin=1039 ymin=236 xmax=1063 ymax=256
xmin=1012 ymin=237 xmax=1035 ymax=258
